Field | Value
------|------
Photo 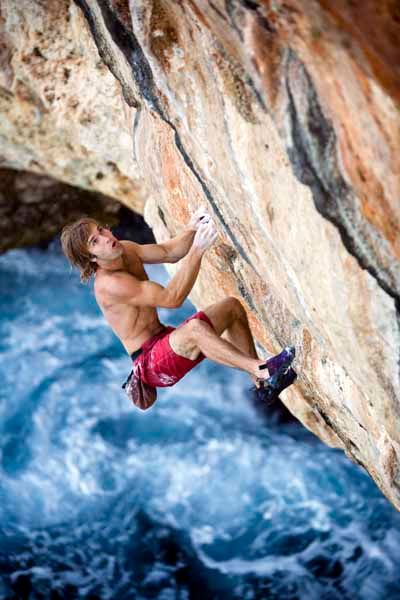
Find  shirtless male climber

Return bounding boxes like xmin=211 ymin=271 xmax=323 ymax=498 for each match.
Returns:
xmin=60 ymin=210 xmax=296 ymax=410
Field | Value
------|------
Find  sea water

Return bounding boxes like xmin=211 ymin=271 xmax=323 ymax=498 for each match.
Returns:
xmin=0 ymin=241 xmax=400 ymax=600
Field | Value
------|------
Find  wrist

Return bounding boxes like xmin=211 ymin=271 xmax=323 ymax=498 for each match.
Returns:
xmin=190 ymin=245 xmax=204 ymax=259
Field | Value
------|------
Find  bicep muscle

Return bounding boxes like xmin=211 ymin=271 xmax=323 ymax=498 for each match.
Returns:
xmin=106 ymin=273 xmax=176 ymax=309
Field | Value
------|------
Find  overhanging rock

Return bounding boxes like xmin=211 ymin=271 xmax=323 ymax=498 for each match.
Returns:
xmin=1 ymin=0 xmax=399 ymax=509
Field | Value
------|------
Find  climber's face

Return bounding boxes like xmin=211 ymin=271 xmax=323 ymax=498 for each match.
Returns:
xmin=87 ymin=223 xmax=123 ymax=263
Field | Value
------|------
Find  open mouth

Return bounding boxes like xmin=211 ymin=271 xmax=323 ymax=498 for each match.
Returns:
xmin=112 ymin=240 xmax=117 ymax=248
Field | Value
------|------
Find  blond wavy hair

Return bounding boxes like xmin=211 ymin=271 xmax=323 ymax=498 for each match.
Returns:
xmin=60 ymin=216 xmax=102 ymax=283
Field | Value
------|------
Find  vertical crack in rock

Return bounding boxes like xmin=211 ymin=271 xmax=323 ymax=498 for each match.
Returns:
xmin=222 ymin=1 xmax=268 ymax=112
xmin=209 ymin=2 xmax=229 ymax=23
xmin=285 ymin=50 xmax=399 ymax=303
xmin=74 ymin=0 xmax=159 ymax=111
xmin=73 ymin=0 xmax=140 ymax=108
xmin=225 ymin=0 xmax=245 ymax=40
xmin=75 ymin=0 xmax=258 ymax=277
xmin=285 ymin=48 xmax=400 ymax=349
xmin=131 ymin=107 xmax=142 ymax=163
xmin=237 ymin=279 xmax=258 ymax=312
xmin=172 ymin=133 xmax=256 ymax=273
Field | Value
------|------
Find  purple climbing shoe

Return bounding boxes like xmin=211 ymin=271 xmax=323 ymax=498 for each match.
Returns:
xmin=250 ymin=346 xmax=296 ymax=405
xmin=253 ymin=367 xmax=297 ymax=405
xmin=258 ymin=346 xmax=296 ymax=377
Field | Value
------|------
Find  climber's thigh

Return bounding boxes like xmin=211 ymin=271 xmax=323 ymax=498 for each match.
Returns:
xmin=203 ymin=296 xmax=246 ymax=335
xmin=168 ymin=310 xmax=216 ymax=360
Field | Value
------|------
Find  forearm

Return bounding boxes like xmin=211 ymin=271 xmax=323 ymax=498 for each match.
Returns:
xmin=166 ymin=246 xmax=203 ymax=307
xmin=165 ymin=229 xmax=196 ymax=261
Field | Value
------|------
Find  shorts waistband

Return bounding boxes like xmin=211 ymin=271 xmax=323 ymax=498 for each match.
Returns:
xmin=130 ymin=348 xmax=143 ymax=361
xmin=130 ymin=324 xmax=168 ymax=361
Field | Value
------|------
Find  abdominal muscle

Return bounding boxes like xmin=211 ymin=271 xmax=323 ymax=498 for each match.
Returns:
xmin=97 ymin=300 xmax=165 ymax=355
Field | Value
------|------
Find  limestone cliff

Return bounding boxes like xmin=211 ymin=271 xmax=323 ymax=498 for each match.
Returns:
xmin=0 ymin=0 xmax=143 ymax=212
xmin=1 ymin=0 xmax=399 ymax=510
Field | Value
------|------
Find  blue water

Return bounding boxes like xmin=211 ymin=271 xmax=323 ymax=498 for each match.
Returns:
xmin=1 ymin=242 xmax=400 ymax=600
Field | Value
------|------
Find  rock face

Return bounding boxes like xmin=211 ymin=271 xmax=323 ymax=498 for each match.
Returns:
xmin=0 ymin=0 xmax=143 ymax=212
xmin=1 ymin=1 xmax=399 ymax=509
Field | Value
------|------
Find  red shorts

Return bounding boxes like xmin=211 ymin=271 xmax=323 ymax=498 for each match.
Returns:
xmin=132 ymin=311 xmax=215 ymax=388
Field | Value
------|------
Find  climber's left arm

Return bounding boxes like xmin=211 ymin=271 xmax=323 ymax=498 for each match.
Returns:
xmin=130 ymin=209 xmax=211 ymax=264
xmin=133 ymin=229 xmax=196 ymax=264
